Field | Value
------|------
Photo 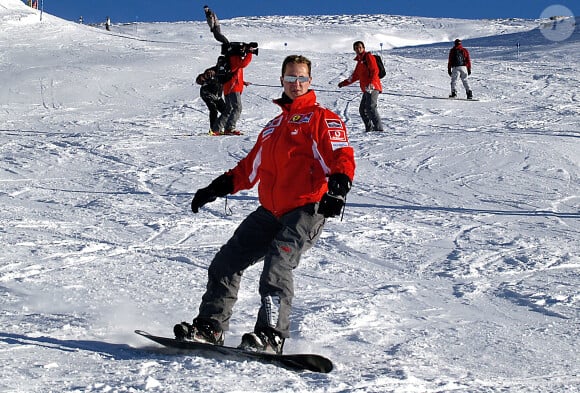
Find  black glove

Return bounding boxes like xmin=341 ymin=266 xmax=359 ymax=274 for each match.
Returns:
xmin=448 ymin=69 xmax=452 ymax=76
xmin=318 ymin=193 xmax=345 ymax=218
xmin=327 ymin=173 xmax=351 ymax=197
xmin=468 ymin=68 xmax=471 ymax=75
xmin=318 ymin=173 xmax=352 ymax=218
xmin=191 ymin=174 xmax=234 ymax=213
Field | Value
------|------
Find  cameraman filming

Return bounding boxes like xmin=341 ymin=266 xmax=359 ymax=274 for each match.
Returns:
xmin=212 ymin=42 xmax=257 ymax=135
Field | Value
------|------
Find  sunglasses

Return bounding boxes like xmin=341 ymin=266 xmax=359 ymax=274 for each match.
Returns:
xmin=283 ymin=75 xmax=310 ymax=83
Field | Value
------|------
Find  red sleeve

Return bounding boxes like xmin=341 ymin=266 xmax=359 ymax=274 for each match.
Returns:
xmin=463 ymin=48 xmax=471 ymax=69
xmin=448 ymin=49 xmax=453 ymax=68
xmin=315 ymin=109 xmax=356 ymax=181
xmin=229 ymin=52 xmax=253 ymax=72
xmin=349 ymin=70 xmax=360 ymax=84
xmin=228 ymin=136 xmax=262 ymax=193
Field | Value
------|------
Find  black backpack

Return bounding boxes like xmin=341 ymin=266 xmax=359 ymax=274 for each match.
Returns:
xmin=215 ymin=55 xmax=234 ymax=83
xmin=366 ymin=53 xmax=386 ymax=79
xmin=451 ymin=48 xmax=465 ymax=67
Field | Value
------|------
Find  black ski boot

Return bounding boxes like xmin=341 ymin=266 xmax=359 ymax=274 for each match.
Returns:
xmin=467 ymin=90 xmax=473 ymax=99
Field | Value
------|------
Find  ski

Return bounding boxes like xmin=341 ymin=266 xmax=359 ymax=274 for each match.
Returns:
xmin=134 ymin=330 xmax=333 ymax=373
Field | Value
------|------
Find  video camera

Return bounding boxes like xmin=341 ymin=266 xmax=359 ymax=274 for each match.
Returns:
xmin=221 ymin=41 xmax=259 ymax=57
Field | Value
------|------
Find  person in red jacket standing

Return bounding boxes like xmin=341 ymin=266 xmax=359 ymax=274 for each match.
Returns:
xmin=338 ymin=41 xmax=384 ymax=132
xmin=212 ymin=47 xmax=255 ymax=135
xmin=174 ymin=55 xmax=356 ymax=354
xmin=448 ymin=39 xmax=473 ymax=99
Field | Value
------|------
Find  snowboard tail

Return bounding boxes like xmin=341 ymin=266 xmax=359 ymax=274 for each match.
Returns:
xmin=135 ymin=330 xmax=333 ymax=373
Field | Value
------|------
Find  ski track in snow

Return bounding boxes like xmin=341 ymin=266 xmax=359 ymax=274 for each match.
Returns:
xmin=0 ymin=1 xmax=579 ymax=392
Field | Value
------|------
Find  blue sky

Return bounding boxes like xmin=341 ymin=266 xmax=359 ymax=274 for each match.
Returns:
xmin=35 ymin=0 xmax=580 ymax=24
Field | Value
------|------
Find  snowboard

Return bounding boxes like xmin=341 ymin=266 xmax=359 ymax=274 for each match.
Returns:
xmin=134 ymin=330 xmax=333 ymax=373
xmin=208 ymin=130 xmax=244 ymax=136
xmin=175 ymin=131 xmax=244 ymax=137
xmin=432 ymin=96 xmax=480 ymax=101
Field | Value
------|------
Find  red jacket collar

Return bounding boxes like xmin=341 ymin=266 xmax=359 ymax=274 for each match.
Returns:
xmin=274 ymin=90 xmax=317 ymax=112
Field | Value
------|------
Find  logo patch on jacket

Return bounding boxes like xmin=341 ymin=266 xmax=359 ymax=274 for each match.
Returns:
xmin=328 ymin=129 xmax=347 ymax=142
xmin=325 ymin=119 xmax=343 ymax=129
xmin=289 ymin=112 xmax=313 ymax=124
xmin=265 ymin=115 xmax=283 ymax=128
xmin=329 ymin=129 xmax=349 ymax=150
xmin=326 ymin=119 xmax=349 ymax=150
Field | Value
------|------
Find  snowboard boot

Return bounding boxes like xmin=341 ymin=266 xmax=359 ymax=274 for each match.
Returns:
xmin=238 ymin=329 xmax=285 ymax=355
xmin=173 ymin=317 xmax=224 ymax=345
xmin=173 ymin=321 xmax=193 ymax=341
xmin=466 ymin=90 xmax=473 ymax=100
xmin=449 ymin=91 xmax=457 ymax=98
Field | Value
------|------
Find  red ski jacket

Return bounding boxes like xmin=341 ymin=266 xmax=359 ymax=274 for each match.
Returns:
xmin=448 ymin=44 xmax=471 ymax=72
xmin=223 ymin=52 xmax=253 ymax=95
xmin=341 ymin=51 xmax=382 ymax=93
xmin=227 ymin=90 xmax=356 ymax=217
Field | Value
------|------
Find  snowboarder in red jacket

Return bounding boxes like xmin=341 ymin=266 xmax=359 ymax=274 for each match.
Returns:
xmin=175 ymin=55 xmax=356 ymax=355
xmin=211 ymin=48 xmax=255 ymax=135
xmin=196 ymin=66 xmax=225 ymax=132
xmin=338 ymin=41 xmax=384 ymax=132
xmin=448 ymin=39 xmax=473 ymax=99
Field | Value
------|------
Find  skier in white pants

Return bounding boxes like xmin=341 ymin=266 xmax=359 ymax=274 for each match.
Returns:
xmin=447 ymin=39 xmax=473 ymax=99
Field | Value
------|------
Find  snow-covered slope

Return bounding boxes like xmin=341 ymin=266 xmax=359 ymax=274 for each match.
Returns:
xmin=0 ymin=0 xmax=578 ymax=391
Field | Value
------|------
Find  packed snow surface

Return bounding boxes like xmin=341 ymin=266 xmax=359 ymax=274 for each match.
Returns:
xmin=0 ymin=0 xmax=578 ymax=391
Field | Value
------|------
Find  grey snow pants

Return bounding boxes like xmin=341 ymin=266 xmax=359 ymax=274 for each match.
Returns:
xmin=215 ymin=91 xmax=242 ymax=132
xmin=197 ymin=203 xmax=325 ymax=338
xmin=359 ymin=90 xmax=383 ymax=132
xmin=211 ymin=26 xmax=229 ymax=45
